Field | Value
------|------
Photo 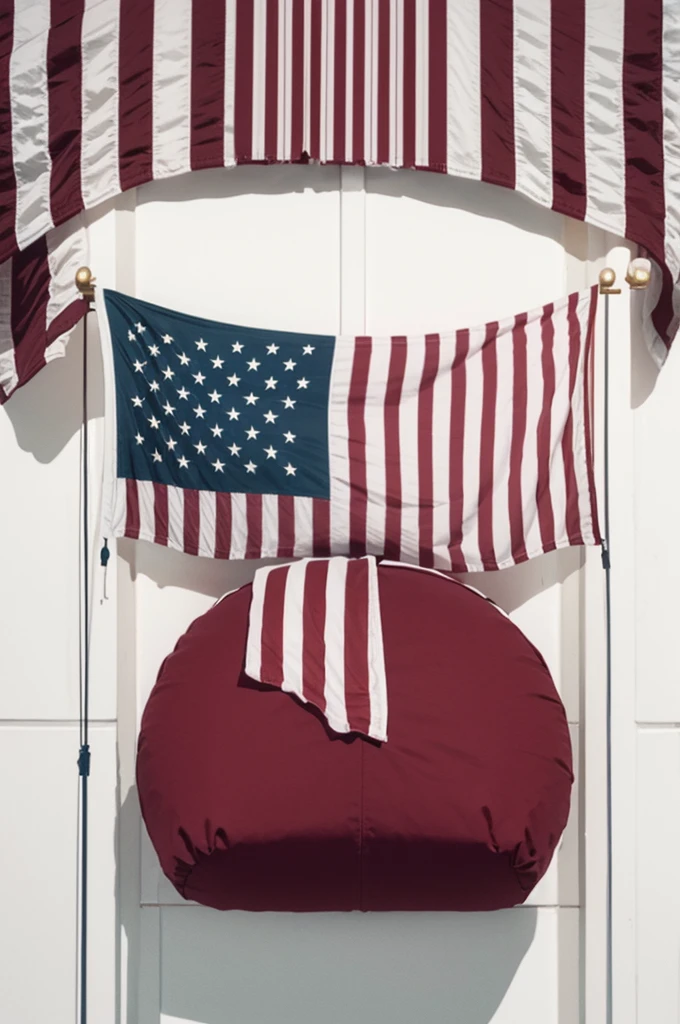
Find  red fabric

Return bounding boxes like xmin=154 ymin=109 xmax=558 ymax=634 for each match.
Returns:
xmin=137 ymin=564 xmax=573 ymax=912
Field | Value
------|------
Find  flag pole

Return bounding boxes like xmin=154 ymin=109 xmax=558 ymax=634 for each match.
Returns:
xmin=74 ymin=266 xmax=96 ymax=1024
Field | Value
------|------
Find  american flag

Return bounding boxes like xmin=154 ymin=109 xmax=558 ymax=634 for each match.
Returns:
xmin=100 ymin=285 xmax=600 ymax=572
xmin=245 ymin=556 xmax=388 ymax=742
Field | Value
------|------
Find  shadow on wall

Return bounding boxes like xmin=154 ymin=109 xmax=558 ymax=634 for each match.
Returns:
xmin=116 ymin=783 xmax=538 ymax=1024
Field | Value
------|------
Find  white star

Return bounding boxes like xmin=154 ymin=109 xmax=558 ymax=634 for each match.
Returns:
xmin=162 ymin=333 xmax=173 ymax=345
xmin=211 ymin=423 xmax=223 ymax=438
xmin=177 ymin=386 xmax=190 ymax=400
xmin=227 ymin=373 xmax=240 ymax=387
xmin=284 ymin=462 xmax=297 ymax=476
xmin=212 ymin=458 xmax=225 ymax=473
xmin=302 ymin=344 xmax=315 ymax=355
xmin=211 ymin=355 xmax=224 ymax=369
xmin=245 ymin=460 xmax=257 ymax=474
xmin=245 ymin=426 xmax=260 ymax=440
xmin=195 ymin=338 xmax=208 ymax=351
xmin=162 ymin=400 xmax=175 ymax=416
xmin=282 ymin=396 xmax=296 ymax=409
xmin=297 ymin=377 xmax=309 ymax=389
xmin=166 ymin=437 xmax=177 ymax=451
xmin=134 ymin=432 xmax=144 ymax=445
xmin=131 ymin=396 xmax=143 ymax=408
xmin=133 ymin=359 xmax=146 ymax=373
xmin=264 ymin=376 xmax=277 ymax=390
xmin=264 ymin=445 xmax=278 ymax=459
xmin=178 ymin=352 xmax=190 ymax=366
xmin=194 ymin=404 xmax=206 ymax=419
xmin=263 ymin=410 xmax=278 ymax=424
xmin=283 ymin=359 xmax=296 ymax=371
xmin=194 ymin=441 xmax=207 ymax=455
xmin=162 ymin=366 xmax=175 ymax=381
xmin=228 ymin=443 xmax=241 ymax=457
xmin=148 ymin=415 xmax=160 ymax=429
xmin=151 ymin=449 xmax=162 ymax=463
xmin=192 ymin=371 xmax=206 ymax=385
xmin=208 ymin=389 xmax=222 ymax=403
xmin=135 ymin=321 xmax=146 ymax=333
xmin=226 ymin=407 xmax=240 ymax=421
xmin=244 ymin=392 xmax=258 ymax=406
xmin=283 ymin=431 xmax=296 ymax=443
xmin=127 ymin=330 xmax=136 ymax=342
xmin=149 ymin=380 xmax=160 ymax=393
xmin=247 ymin=358 xmax=261 ymax=371
xmin=179 ymin=421 xmax=191 ymax=435
xmin=266 ymin=343 xmax=280 ymax=355
xmin=232 ymin=341 xmax=244 ymax=353
xmin=177 ymin=455 xmax=190 ymax=469
xmin=148 ymin=344 xmax=160 ymax=357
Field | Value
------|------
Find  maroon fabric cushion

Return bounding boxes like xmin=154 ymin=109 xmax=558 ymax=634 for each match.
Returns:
xmin=137 ymin=565 xmax=573 ymax=912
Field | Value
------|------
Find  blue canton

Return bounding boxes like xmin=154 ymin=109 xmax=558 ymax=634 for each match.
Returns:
xmin=104 ymin=290 xmax=335 ymax=498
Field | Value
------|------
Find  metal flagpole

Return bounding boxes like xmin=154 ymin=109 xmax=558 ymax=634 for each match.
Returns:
xmin=75 ymin=266 xmax=96 ymax=1024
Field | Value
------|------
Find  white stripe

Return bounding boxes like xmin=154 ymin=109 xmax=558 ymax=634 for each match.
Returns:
xmin=251 ymin=0 xmax=267 ymax=161
xmin=137 ymin=480 xmax=155 ymax=540
xmin=520 ymin=314 xmax=546 ymax=558
xmin=571 ymin=292 xmax=597 ymax=543
xmin=414 ymin=0 xmax=429 ymax=167
xmin=322 ymin=0 xmax=335 ymax=163
xmin=152 ymin=0 xmax=192 ymax=179
xmin=489 ymin=323 xmax=514 ymax=567
xmin=328 ymin=336 xmax=354 ymax=554
xmin=391 ymin=0 xmax=404 ymax=168
xmin=513 ymin=0 xmax=553 ymax=207
xmin=224 ymin=0 xmax=237 ymax=165
xmin=398 ymin=335 xmax=426 ymax=564
xmin=323 ymin=557 xmax=350 ymax=732
xmin=345 ymin=0 xmax=355 ymax=161
xmin=81 ymin=0 xmax=121 ymax=209
xmin=111 ymin=479 xmax=128 ymax=537
xmin=46 ymin=217 xmax=87 ymax=331
xmin=198 ymin=491 xmax=217 ymax=557
xmin=245 ymin=564 xmax=277 ymax=678
xmin=431 ymin=335 xmax=453 ymax=568
xmin=660 ymin=0 xmax=680 ymax=359
xmin=365 ymin=557 xmax=388 ymax=741
xmin=547 ymin=302 xmax=570 ymax=549
xmin=303 ymin=0 xmax=312 ymax=154
xmin=584 ymin=0 xmax=626 ymax=235
xmin=294 ymin=496 xmax=314 ymax=556
xmin=277 ymin=0 xmax=289 ymax=161
xmin=261 ymin=493 xmax=280 ymax=555
xmin=10 ymin=1 xmax=53 ymax=248
xmin=446 ymin=0 xmax=481 ymax=178
xmin=229 ymin=492 xmax=248 ymax=558
xmin=459 ymin=326 xmax=484 ymax=569
xmin=0 ymin=259 xmax=18 ymax=398
xmin=363 ymin=335 xmax=391 ymax=554
xmin=365 ymin=0 xmax=378 ymax=163
xmin=281 ymin=562 xmax=305 ymax=698
xmin=167 ymin=485 xmax=185 ymax=550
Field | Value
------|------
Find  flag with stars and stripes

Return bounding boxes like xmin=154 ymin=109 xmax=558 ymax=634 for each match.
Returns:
xmin=99 ymin=287 xmax=601 ymax=572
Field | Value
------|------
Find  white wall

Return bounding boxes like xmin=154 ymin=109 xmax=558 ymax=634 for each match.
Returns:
xmin=1 ymin=164 xmax=664 ymax=1024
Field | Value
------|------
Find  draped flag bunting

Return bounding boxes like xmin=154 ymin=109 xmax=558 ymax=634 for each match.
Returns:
xmin=98 ymin=285 xmax=600 ymax=572
xmin=0 ymin=0 xmax=679 ymax=404
xmin=245 ymin=556 xmax=388 ymax=742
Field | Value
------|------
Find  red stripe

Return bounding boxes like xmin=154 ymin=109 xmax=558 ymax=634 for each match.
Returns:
xmin=260 ymin=565 xmax=289 ymax=683
xmin=343 ymin=560 xmax=371 ymax=735
xmin=0 ymin=4 xmax=17 ymax=257
xmin=333 ymin=0 xmax=347 ymax=162
xmin=479 ymin=0 xmax=515 ymax=189
xmin=551 ymin=0 xmax=586 ymax=219
xmin=583 ymin=286 xmax=601 ymax=542
xmin=215 ymin=492 xmax=232 ymax=557
xmin=245 ymin=492 xmax=263 ymax=557
xmin=447 ymin=329 xmax=470 ymax=571
xmin=312 ymin=498 xmax=331 ymax=556
xmin=651 ymin=264 xmax=676 ymax=354
xmin=125 ymin=479 xmax=141 ymax=539
xmin=561 ymin=294 xmax=585 ymax=546
xmin=277 ymin=494 xmax=296 ymax=556
xmin=301 ymin=559 xmax=329 ymax=710
xmin=291 ymin=0 xmax=305 ymax=158
xmin=417 ymin=335 xmax=440 ymax=567
xmin=191 ymin=0 xmax=226 ymax=170
xmin=428 ymin=0 xmax=447 ymax=171
xmin=352 ymin=0 xmax=366 ymax=163
xmin=11 ymin=237 xmax=51 ymax=387
xmin=377 ymin=0 xmax=390 ymax=164
xmin=153 ymin=482 xmax=169 ymax=546
xmin=536 ymin=305 xmax=557 ymax=550
xmin=264 ymin=0 xmax=279 ymax=160
xmin=623 ymin=0 xmax=666 ymax=260
xmin=310 ymin=0 xmax=322 ymax=159
xmin=508 ymin=313 xmax=529 ymax=564
xmin=348 ymin=337 xmax=371 ymax=556
xmin=47 ymin=0 xmax=85 ymax=222
xmin=402 ymin=0 xmax=416 ymax=168
xmin=383 ymin=337 xmax=407 ymax=560
xmin=234 ymin=0 xmax=254 ymax=161
xmin=183 ymin=489 xmax=200 ymax=556
xmin=478 ymin=324 xmax=499 ymax=570
xmin=118 ymin=0 xmax=154 ymax=192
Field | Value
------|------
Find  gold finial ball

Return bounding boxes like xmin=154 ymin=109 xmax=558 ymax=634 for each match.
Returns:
xmin=626 ymin=257 xmax=651 ymax=289
xmin=599 ymin=267 xmax=617 ymax=289
xmin=75 ymin=266 xmax=95 ymax=300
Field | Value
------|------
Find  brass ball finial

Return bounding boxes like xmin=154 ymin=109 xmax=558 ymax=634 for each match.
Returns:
xmin=625 ymin=257 xmax=651 ymax=290
xmin=75 ymin=266 xmax=96 ymax=301
xmin=599 ymin=267 xmax=621 ymax=295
